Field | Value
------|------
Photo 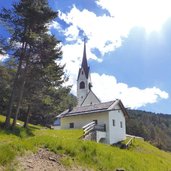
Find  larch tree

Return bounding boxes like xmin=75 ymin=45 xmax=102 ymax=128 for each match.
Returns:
xmin=0 ymin=0 xmax=65 ymax=128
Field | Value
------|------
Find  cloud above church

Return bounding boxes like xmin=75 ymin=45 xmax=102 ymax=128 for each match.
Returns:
xmin=91 ymin=73 xmax=169 ymax=109
xmin=54 ymin=0 xmax=171 ymax=59
xmin=63 ymin=65 xmax=169 ymax=109
xmin=58 ymin=6 xmax=124 ymax=57
xmin=96 ymin=0 xmax=171 ymax=33
xmin=51 ymin=1 xmax=170 ymax=109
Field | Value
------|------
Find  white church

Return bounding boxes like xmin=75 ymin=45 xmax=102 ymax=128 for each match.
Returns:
xmin=55 ymin=42 xmax=128 ymax=144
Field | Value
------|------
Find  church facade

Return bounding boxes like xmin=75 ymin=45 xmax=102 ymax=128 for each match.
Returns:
xmin=55 ymin=42 xmax=128 ymax=144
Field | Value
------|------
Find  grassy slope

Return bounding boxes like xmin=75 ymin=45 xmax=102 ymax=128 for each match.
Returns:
xmin=0 ymin=115 xmax=171 ymax=171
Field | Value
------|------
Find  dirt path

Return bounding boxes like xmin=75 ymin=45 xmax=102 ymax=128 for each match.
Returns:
xmin=16 ymin=148 xmax=91 ymax=171
xmin=0 ymin=166 xmax=5 ymax=171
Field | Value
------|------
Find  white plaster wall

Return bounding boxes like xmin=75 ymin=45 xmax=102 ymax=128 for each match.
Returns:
xmin=61 ymin=105 xmax=126 ymax=144
xmin=82 ymin=91 xmax=100 ymax=106
xmin=61 ymin=112 xmax=109 ymax=142
xmin=108 ymin=104 xmax=126 ymax=144
xmin=96 ymin=131 xmax=107 ymax=143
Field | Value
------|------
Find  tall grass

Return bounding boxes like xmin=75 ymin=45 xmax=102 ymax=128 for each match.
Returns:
xmin=0 ymin=115 xmax=171 ymax=171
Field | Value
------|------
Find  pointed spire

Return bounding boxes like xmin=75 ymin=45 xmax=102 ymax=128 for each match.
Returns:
xmin=81 ymin=39 xmax=89 ymax=78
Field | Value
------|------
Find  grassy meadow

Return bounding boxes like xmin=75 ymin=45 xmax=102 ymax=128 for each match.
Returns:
xmin=0 ymin=114 xmax=171 ymax=171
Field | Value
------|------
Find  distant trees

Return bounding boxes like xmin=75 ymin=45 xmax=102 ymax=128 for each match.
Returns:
xmin=0 ymin=59 xmax=77 ymax=126
xmin=0 ymin=59 xmax=16 ymax=114
xmin=127 ymin=110 xmax=171 ymax=151
xmin=0 ymin=0 xmax=75 ymax=128
xmin=23 ymin=87 xmax=77 ymax=126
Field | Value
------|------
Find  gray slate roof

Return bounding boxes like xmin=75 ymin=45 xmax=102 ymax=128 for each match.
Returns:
xmin=81 ymin=41 xmax=89 ymax=79
xmin=57 ymin=100 xmax=128 ymax=118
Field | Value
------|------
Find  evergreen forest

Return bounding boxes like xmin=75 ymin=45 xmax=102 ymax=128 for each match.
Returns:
xmin=127 ymin=110 xmax=171 ymax=151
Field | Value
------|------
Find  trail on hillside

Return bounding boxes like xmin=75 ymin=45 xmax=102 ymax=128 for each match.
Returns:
xmin=16 ymin=148 xmax=91 ymax=171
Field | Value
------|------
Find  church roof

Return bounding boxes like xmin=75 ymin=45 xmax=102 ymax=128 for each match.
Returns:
xmin=57 ymin=99 xmax=128 ymax=118
xmin=81 ymin=41 xmax=89 ymax=79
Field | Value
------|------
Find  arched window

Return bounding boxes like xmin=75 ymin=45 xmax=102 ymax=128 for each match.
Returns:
xmin=80 ymin=81 xmax=85 ymax=89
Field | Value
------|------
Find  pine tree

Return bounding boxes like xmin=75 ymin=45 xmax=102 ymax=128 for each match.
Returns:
xmin=0 ymin=0 xmax=64 ymax=128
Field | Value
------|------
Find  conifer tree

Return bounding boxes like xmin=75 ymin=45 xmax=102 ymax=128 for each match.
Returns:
xmin=0 ymin=0 xmax=64 ymax=128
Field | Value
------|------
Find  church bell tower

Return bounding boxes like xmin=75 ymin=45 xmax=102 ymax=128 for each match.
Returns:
xmin=77 ymin=41 xmax=92 ymax=106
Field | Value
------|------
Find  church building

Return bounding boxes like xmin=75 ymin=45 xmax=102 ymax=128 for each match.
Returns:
xmin=55 ymin=42 xmax=128 ymax=144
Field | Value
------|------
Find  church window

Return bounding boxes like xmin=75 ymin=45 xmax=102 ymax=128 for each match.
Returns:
xmin=112 ymin=120 xmax=115 ymax=126
xmin=104 ymin=124 xmax=106 ymax=131
xmin=69 ymin=122 xmax=74 ymax=128
xmin=80 ymin=81 xmax=85 ymax=89
xmin=120 ymin=121 xmax=123 ymax=128
xmin=82 ymin=71 xmax=84 ymax=75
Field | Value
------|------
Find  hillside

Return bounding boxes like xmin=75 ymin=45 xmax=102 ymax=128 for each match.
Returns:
xmin=127 ymin=110 xmax=171 ymax=151
xmin=0 ymin=115 xmax=171 ymax=171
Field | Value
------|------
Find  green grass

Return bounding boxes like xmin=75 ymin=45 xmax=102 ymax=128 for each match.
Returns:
xmin=0 ymin=114 xmax=171 ymax=171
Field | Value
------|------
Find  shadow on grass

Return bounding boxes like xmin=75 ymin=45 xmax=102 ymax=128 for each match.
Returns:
xmin=0 ymin=120 xmax=36 ymax=138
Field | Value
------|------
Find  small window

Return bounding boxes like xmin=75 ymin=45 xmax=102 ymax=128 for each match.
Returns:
xmin=82 ymin=71 xmax=84 ymax=75
xmin=104 ymin=124 xmax=106 ymax=131
xmin=120 ymin=121 xmax=123 ymax=128
xmin=69 ymin=123 xmax=74 ymax=128
xmin=80 ymin=81 xmax=85 ymax=89
xmin=112 ymin=120 xmax=115 ymax=126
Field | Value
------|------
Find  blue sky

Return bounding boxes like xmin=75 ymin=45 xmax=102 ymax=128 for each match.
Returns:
xmin=0 ymin=0 xmax=171 ymax=114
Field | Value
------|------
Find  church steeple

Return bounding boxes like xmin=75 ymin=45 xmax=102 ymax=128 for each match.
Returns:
xmin=81 ymin=40 xmax=89 ymax=79
xmin=77 ymin=41 xmax=91 ymax=106
xmin=77 ymin=41 xmax=101 ymax=106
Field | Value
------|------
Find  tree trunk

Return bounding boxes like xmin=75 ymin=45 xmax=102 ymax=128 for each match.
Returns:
xmin=11 ymin=76 xmax=26 ymax=128
xmin=23 ymin=105 xmax=30 ymax=128
xmin=5 ymin=58 xmax=23 ymax=128
xmin=5 ymin=41 xmax=27 ymax=129
xmin=12 ymin=49 xmax=29 ymax=128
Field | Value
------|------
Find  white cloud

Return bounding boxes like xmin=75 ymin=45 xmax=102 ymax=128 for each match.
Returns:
xmin=65 ymin=70 xmax=169 ymax=109
xmin=65 ymin=25 xmax=79 ymax=41
xmin=59 ymin=6 xmax=124 ymax=56
xmin=91 ymin=73 xmax=169 ymax=109
xmin=49 ymin=20 xmax=61 ymax=30
xmin=58 ymin=0 xmax=171 ymax=58
xmin=54 ymin=1 xmax=170 ymax=109
xmin=96 ymin=0 xmax=171 ymax=33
